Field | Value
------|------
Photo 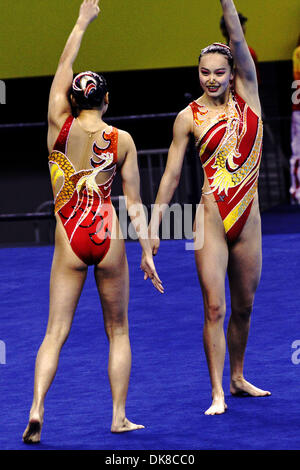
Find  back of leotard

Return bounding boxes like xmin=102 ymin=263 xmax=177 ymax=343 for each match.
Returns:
xmin=48 ymin=116 xmax=118 ymax=265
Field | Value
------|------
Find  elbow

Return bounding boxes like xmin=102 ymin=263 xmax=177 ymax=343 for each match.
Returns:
xmin=57 ymin=56 xmax=72 ymax=71
xmin=166 ymin=172 xmax=180 ymax=191
xmin=172 ymin=176 xmax=180 ymax=190
xmin=230 ymin=36 xmax=244 ymax=47
xmin=162 ymin=168 xmax=179 ymax=186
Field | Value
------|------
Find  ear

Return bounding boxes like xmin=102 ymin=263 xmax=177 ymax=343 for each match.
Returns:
xmin=69 ymin=94 xmax=77 ymax=107
xmin=104 ymin=92 xmax=109 ymax=105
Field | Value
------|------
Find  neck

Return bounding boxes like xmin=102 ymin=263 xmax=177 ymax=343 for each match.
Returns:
xmin=77 ymin=107 xmax=105 ymax=122
xmin=76 ymin=107 xmax=108 ymax=135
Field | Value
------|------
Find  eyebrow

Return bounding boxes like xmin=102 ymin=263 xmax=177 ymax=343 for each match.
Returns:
xmin=200 ymin=67 xmax=227 ymax=72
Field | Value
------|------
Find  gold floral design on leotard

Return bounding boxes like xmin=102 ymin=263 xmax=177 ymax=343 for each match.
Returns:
xmin=49 ymin=151 xmax=77 ymax=213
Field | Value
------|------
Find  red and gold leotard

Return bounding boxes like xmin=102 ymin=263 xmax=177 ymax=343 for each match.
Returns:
xmin=48 ymin=116 xmax=118 ymax=265
xmin=189 ymin=90 xmax=263 ymax=242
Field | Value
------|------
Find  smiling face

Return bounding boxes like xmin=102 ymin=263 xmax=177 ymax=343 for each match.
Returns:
xmin=199 ymin=53 xmax=234 ymax=100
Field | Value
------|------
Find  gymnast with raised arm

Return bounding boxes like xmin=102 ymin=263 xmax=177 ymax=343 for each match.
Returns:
xmin=23 ymin=0 xmax=163 ymax=443
xmin=147 ymin=0 xmax=270 ymax=415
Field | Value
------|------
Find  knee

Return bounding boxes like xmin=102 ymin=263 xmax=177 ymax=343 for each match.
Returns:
xmin=45 ymin=324 xmax=70 ymax=347
xmin=231 ymin=302 xmax=253 ymax=322
xmin=105 ymin=316 xmax=128 ymax=340
xmin=205 ymin=302 xmax=226 ymax=324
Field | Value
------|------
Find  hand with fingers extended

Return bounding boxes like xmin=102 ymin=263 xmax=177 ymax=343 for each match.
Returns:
xmin=141 ymin=251 xmax=164 ymax=294
xmin=78 ymin=0 xmax=100 ymax=28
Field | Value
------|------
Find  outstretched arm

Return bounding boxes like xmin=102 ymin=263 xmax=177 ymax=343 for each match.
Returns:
xmin=47 ymin=0 xmax=100 ymax=143
xmin=148 ymin=108 xmax=192 ymax=254
xmin=120 ymin=132 xmax=164 ymax=294
xmin=220 ymin=0 xmax=260 ymax=113
xmin=220 ymin=0 xmax=256 ymax=82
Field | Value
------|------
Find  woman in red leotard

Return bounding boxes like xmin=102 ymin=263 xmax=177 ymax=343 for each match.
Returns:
xmin=23 ymin=0 xmax=163 ymax=444
xmin=148 ymin=0 xmax=270 ymax=415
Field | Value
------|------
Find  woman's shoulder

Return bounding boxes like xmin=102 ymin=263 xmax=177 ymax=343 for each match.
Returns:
xmin=114 ymin=127 xmax=132 ymax=142
xmin=172 ymin=106 xmax=194 ymax=135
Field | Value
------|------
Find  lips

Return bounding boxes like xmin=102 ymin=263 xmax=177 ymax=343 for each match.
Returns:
xmin=207 ymin=85 xmax=220 ymax=93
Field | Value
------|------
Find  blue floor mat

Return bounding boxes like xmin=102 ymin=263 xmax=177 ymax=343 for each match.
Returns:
xmin=0 ymin=209 xmax=300 ymax=450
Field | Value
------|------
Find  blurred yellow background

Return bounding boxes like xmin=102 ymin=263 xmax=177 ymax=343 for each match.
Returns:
xmin=0 ymin=0 xmax=299 ymax=79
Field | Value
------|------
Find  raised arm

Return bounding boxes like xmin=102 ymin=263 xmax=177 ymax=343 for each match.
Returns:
xmin=148 ymin=108 xmax=192 ymax=253
xmin=47 ymin=0 xmax=100 ymax=148
xmin=220 ymin=0 xmax=260 ymax=113
xmin=120 ymin=132 xmax=164 ymax=293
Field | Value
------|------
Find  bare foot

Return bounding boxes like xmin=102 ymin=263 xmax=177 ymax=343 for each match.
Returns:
xmin=205 ymin=394 xmax=227 ymax=415
xmin=111 ymin=417 xmax=145 ymax=433
xmin=230 ymin=377 xmax=271 ymax=397
xmin=22 ymin=420 xmax=42 ymax=444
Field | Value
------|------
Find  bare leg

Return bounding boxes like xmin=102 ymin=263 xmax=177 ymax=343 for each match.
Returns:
xmin=23 ymin=219 xmax=88 ymax=443
xmin=94 ymin=216 xmax=144 ymax=432
xmin=227 ymin=199 xmax=271 ymax=397
xmin=194 ymin=200 xmax=229 ymax=415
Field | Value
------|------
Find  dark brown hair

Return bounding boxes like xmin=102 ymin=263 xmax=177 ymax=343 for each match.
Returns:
xmin=198 ymin=43 xmax=234 ymax=71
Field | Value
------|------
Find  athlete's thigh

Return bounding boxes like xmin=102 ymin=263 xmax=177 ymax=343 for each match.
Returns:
xmin=94 ymin=212 xmax=129 ymax=327
xmin=194 ymin=203 xmax=229 ymax=306
xmin=47 ymin=217 xmax=88 ymax=333
xmin=227 ymin=202 xmax=262 ymax=307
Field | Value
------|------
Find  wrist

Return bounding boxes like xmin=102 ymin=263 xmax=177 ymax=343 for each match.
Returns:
xmin=76 ymin=18 xmax=89 ymax=31
xmin=143 ymin=247 xmax=152 ymax=257
xmin=141 ymin=239 xmax=152 ymax=255
xmin=148 ymin=226 xmax=159 ymax=239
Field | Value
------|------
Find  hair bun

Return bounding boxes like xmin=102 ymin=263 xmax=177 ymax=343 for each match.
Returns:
xmin=84 ymin=81 xmax=97 ymax=98
xmin=71 ymin=71 xmax=108 ymax=109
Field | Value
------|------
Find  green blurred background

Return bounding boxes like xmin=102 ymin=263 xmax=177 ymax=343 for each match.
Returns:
xmin=0 ymin=0 xmax=299 ymax=79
